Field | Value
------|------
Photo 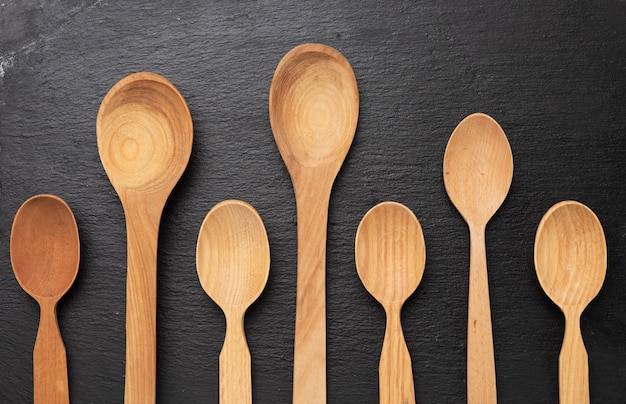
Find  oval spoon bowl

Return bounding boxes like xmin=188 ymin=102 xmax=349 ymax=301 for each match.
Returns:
xmin=355 ymin=201 xmax=425 ymax=304
xmin=11 ymin=194 xmax=80 ymax=301
xmin=535 ymin=200 xmax=607 ymax=307
xmin=196 ymin=200 xmax=270 ymax=310
xmin=97 ymin=71 xmax=193 ymax=194
xmin=270 ymin=43 xmax=359 ymax=168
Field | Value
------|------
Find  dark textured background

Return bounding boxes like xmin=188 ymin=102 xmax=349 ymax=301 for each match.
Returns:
xmin=1 ymin=1 xmax=625 ymax=402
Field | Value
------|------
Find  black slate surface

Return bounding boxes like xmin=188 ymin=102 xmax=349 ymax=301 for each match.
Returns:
xmin=1 ymin=1 xmax=625 ymax=403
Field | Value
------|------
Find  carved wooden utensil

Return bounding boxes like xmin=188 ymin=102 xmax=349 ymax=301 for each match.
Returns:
xmin=355 ymin=202 xmax=426 ymax=404
xmin=96 ymin=72 xmax=193 ymax=403
xmin=443 ymin=113 xmax=513 ymax=404
xmin=196 ymin=200 xmax=270 ymax=404
xmin=10 ymin=194 xmax=80 ymax=404
xmin=269 ymin=43 xmax=359 ymax=403
xmin=534 ymin=201 xmax=607 ymax=404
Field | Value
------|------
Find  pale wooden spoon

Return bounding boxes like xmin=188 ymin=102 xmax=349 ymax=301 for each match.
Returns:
xmin=269 ymin=43 xmax=359 ymax=403
xmin=96 ymin=72 xmax=193 ymax=403
xmin=355 ymin=202 xmax=425 ymax=404
xmin=534 ymin=200 xmax=607 ymax=404
xmin=196 ymin=200 xmax=270 ymax=404
xmin=443 ymin=112 xmax=513 ymax=404
xmin=10 ymin=194 xmax=80 ymax=404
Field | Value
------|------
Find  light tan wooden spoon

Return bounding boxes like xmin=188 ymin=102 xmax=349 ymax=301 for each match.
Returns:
xmin=10 ymin=194 xmax=80 ymax=404
xmin=269 ymin=43 xmax=359 ymax=403
xmin=196 ymin=200 xmax=270 ymax=404
xmin=534 ymin=200 xmax=607 ymax=404
xmin=355 ymin=202 xmax=425 ymax=404
xmin=96 ymin=72 xmax=193 ymax=403
xmin=443 ymin=112 xmax=513 ymax=404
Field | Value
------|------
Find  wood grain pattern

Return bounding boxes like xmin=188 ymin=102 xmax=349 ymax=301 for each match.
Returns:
xmin=10 ymin=194 xmax=80 ymax=404
xmin=269 ymin=43 xmax=359 ymax=403
xmin=443 ymin=113 xmax=513 ymax=404
xmin=196 ymin=200 xmax=270 ymax=404
xmin=355 ymin=202 xmax=426 ymax=404
xmin=1 ymin=1 xmax=626 ymax=402
xmin=96 ymin=72 xmax=193 ymax=403
xmin=534 ymin=201 xmax=607 ymax=404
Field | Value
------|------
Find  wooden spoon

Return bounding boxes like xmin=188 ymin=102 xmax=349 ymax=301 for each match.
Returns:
xmin=96 ymin=72 xmax=193 ymax=403
xmin=196 ymin=200 xmax=270 ymax=404
xmin=269 ymin=43 xmax=359 ymax=403
xmin=443 ymin=112 xmax=513 ymax=404
xmin=10 ymin=194 xmax=80 ymax=404
xmin=534 ymin=201 xmax=607 ymax=404
xmin=355 ymin=202 xmax=425 ymax=404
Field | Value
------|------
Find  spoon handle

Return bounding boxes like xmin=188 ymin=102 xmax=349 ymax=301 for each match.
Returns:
xmin=124 ymin=202 xmax=162 ymax=403
xmin=220 ymin=311 xmax=252 ymax=404
xmin=467 ymin=225 xmax=497 ymax=404
xmin=380 ymin=303 xmax=415 ymax=404
xmin=560 ymin=309 xmax=590 ymax=404
xmin=292 ymin=178 xmax=331 ymax=404
xmin=34 ymin=300 xmax=69 ymax=404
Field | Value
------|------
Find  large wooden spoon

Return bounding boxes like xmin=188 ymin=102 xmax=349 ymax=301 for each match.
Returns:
xmin=534 ymin=201 xmax=607 ymax=404
xmin=443 ymin=112 xmax=513 ymax=403
xmin=355 ymin=202 xmax=425 ymax=404
xmin=96 ymin=72 xmax=193 ymax=403
xmin=10 ymin=194 xmax=80 ymax=404
xmin=269 ymin=43 xmax=359 ymax=403
xmin=196 ymin=200 xmax=270 ymax=404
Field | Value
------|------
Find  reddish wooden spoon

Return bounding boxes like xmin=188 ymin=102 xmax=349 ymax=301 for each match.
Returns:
xmin=10 ymin=194 xmax=80 ymax=404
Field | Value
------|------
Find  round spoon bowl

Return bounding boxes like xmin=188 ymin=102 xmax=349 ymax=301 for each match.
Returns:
xmin=443 ymin=113 xmax=513 ymax=224
xmin=534 ymin=200 xmax=607 ymax=308
xmin=355 ymin=202 xmax=426 ymax=304
xmin=196 ymin=200 xmax=270 ymax=311
xmin=11 ymin=194 xmax=80 ymax=301
xmin=269 ymin=43 xmax=359 ymax=168
xmin=96 ymin=72 xmax=193 ymax=194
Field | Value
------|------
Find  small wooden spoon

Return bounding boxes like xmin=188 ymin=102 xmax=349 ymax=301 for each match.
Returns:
xmin=355 ymin=202 xmax=425 ymax=404
xmin=10 ymin=194 xmax=80 ymax=404
xmin=534 ymin=201 xmax=607 ymax=404
xmin=443 ymin=112 xmax=513 ymax=404
xmin=96 ymin=72 xmax=193 ymax=403
xmin=269 ymin=43 xmax=359 ymax=403
xmin=196 ymin=200 xmax=270 ymax=404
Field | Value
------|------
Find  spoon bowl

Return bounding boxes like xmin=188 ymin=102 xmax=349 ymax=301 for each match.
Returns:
xmin=197 ymin=200 xmax=270 ymax=404
xmin=10 ymin=194 xmax=80 ymax=404
xmin=197 ymin=200 xmax=270 ymax=311
xmin=355 ymin=201 xmax=425 ymax=404
xmin=97 ymin=72 xmax=193 ymax=402
xmin=11 ymin=194 xmax=80 ymax=300
xmin=355 ymin=201 xmax=425 ymax=304
xmin=443 ymin=113 xmax=513 ymax=225
xmin=97 ymin=72 xmax=192 ymax=194
xmin=443 ymin=113 xmax=513 ymax=404
xmin=534 ymin=200 xmax=606 ymax=404
xmin=535 ymin=201 xmax=607 ymax=308
xmin=270 ymin=43 xmax=358 ymax=168
xmin=269 ymin=43 xmax=359 ymax=402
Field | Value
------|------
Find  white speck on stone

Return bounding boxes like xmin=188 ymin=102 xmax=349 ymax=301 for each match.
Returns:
xmin=0 ymin=55 xmax=15 ymax=78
